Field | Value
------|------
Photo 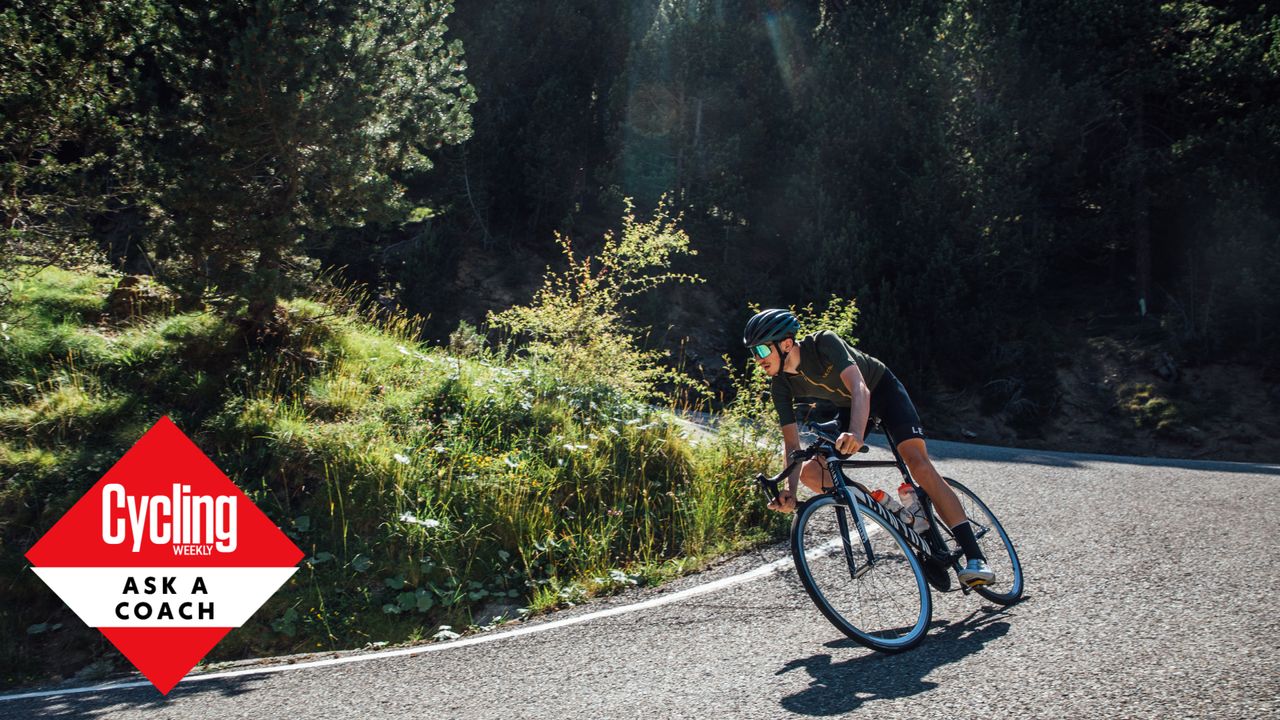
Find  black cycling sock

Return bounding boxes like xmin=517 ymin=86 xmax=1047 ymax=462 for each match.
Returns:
xmin=951 ymin=521 xmax=985 ymax=562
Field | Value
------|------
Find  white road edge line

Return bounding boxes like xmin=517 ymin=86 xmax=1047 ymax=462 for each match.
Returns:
xmin=2 ymin=512 xmax=884 ymax=703
xmin=1 ymin=550 xmax=798 ymax=701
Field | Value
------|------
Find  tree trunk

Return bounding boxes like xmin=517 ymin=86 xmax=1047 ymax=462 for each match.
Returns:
xmin=1132 ymin=92 xmax=1152 ymax=317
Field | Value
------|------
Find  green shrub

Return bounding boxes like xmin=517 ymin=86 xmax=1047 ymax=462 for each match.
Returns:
xmin=1118 ymin=383 xmax=1195 ymax=440
xmin=488 ymin=196 xmax=702 ymax=402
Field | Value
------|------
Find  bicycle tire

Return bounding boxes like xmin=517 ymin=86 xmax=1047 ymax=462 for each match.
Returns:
xmin=791 ymin=494 xmax=932 ymax=652
xmin=943 ymin=477 xmax=1024 ymax=605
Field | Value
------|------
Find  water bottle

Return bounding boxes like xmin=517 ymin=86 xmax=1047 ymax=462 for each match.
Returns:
xmin=870 ymin=489 xmax=904 ymax=515
xmin=897 ymin=482 xmax=931 ymax=531
xmin=871 ymin=489 xmax=915 ymax=527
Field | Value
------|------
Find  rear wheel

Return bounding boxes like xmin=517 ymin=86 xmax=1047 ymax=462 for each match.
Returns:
xmin=791 ymin=494 xmax=932 ymax=652
xmin=943 ymin=477 xmax=1024 ymax=604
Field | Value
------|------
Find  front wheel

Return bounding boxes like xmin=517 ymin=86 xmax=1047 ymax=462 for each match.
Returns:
xmin=944 ymin=477 xmax=1024 ymax=605
xmin=791 ymin=495 xmax=932 ymax=652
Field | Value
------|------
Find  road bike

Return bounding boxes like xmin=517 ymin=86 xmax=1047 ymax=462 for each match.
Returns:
xmin=756 ymin=419 xmax=1023 ymax=652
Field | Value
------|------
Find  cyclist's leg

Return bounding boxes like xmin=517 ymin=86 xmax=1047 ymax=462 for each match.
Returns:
xmin=897 ymin=439 xmax=994 ymax=581
xmin=872 ymin=376 xmax=993 ymax=583
xmin=896 ymin=439 xmax=967 ymax=528
xmin=872 ymin=373 xmax=971 ymax=532
xmin=798 ymin=456 xmax=834 ymax=493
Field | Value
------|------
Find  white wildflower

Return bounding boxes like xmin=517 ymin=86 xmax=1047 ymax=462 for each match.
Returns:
xmin=399 ymin=512 xmax=441 ymax=529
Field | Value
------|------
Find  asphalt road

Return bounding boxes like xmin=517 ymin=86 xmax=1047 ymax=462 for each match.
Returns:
xmin=5 ymin=439 xmax=1278 ymax=719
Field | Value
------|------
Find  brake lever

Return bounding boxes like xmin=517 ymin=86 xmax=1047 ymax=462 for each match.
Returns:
xmin=756 ymin=473 xmax=780 ymax=503
xmin=756 ymin=453 xmax=806 ymax=504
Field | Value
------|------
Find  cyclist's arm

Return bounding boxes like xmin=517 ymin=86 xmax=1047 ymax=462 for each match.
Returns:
xmin=840 ymin=364 xmax=871 ymax=446
xmin=780 ymin=422 xmax=802 ymax=496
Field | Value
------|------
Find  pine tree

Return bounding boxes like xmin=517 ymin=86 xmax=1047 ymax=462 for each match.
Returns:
xmin=141 ymin=0 xmax=475 ymax=324
xmin=0 ymin=0 xmax=150 ymax=286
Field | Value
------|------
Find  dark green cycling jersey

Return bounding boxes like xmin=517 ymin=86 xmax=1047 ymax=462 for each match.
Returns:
xmin=770 ymin=331 xmax=888 ymax=427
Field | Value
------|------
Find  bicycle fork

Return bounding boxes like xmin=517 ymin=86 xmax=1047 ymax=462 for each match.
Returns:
xmin=834 ymin=490 xmax=874 ymax=579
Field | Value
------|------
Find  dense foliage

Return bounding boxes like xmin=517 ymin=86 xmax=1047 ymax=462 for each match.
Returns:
xmin=0 ymin=0 xmax=150 ymax=278
xmin=488 ymin=196 xmax=701 ymax=401
xmin=433 ymin=0 xmax=1279 ymax=422
xmin=5 ymin=1 xmax=1275 ymax=405
xmin=142 ymin=0 xmax=474 ymax=317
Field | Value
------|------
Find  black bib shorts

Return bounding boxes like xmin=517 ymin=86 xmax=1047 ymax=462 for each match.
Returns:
xmin=836 ymin=370 xmax=926 ymax=447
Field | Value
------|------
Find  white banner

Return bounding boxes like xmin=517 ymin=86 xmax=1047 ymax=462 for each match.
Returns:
xmin=31 ymin=567 xmax=298 ymax=627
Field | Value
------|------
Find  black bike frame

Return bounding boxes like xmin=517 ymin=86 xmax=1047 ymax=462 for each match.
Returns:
xmin=817 ymin=425 xmax=962 ymax=568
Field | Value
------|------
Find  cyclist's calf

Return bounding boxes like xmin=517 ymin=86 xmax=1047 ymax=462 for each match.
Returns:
xmin=897 ymin=438 xmax=965 ymax=528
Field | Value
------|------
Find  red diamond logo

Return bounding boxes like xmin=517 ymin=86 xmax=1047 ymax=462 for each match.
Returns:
xmin=25 ymin=417 xmax=303 ymax=694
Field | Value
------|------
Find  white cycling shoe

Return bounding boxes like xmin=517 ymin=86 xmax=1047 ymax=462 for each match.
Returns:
xmin=958 ymin=558 xmax=995 ymax=586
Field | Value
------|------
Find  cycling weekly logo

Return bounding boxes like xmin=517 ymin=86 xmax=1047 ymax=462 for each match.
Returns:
xmin=25 ymin=417 xmax=303 ymax=694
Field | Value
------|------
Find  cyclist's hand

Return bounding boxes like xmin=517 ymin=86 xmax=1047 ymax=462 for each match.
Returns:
xmin=835 ymin=432 xmax=863 ymax=455
xmin=768 ymin=489 xmax=796 ymax=514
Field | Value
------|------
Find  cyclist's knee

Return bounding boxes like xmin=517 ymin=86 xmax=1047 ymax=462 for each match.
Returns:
xmin=799 ymin=459 xmax=829 ymax=492
xmin=896 ymin=437 xmax=928 ymax=462
xmin=897 ymin=439 xmax=935 ymax=474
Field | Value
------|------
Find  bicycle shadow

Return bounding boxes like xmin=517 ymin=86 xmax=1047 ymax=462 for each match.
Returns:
xmin=0 ymin=675 xmax=262 ymax=719
xmin=776 ymin=607 xmax=1013 ymax=716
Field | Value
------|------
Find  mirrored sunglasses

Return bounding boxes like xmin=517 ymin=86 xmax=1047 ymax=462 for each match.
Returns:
xmin=751 ymin=344 xmax=772 ymax=359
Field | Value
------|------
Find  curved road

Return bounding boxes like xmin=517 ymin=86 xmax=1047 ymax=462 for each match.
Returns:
xmin=5 ymin=439 xmax=1278 ymax=719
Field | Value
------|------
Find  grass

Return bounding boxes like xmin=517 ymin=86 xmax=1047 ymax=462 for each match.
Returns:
xmin=0 ymin=265 xmax=781 ymax=687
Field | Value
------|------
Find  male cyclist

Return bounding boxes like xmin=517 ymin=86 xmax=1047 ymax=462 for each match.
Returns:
xmin=744 ymin=308 xmax=995 ymax=586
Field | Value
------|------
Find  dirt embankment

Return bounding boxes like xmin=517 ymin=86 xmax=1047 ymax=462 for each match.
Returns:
xmin=928 ymin=329 xmax=1280 ymax=464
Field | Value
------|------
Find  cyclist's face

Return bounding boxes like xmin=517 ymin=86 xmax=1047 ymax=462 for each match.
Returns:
xmin=752 ymin=340 xmax=786 ymax=375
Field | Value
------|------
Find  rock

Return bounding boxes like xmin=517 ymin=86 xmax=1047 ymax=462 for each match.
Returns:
xmin=473 ymin=601 xmax=524 ymax=627
xmin=1154 ymin=351 xmax=1179 ymax=382
xmin=105 ymin=275 xmax=174 ymax=320
xmin=73 ymin=659 xmax=115 ymax=682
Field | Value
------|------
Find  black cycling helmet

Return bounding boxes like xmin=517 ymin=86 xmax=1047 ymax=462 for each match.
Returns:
xmin=743 ymin=309 xmax=800 ymax=347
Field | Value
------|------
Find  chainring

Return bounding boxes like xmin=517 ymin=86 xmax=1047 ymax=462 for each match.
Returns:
xmin=919 ymin=553 xmax=953 ymax=592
